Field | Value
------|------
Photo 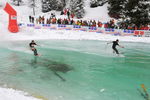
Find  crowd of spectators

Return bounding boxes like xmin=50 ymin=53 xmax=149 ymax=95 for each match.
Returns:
xmin=29 ymin=14 xmax=150 ymax=30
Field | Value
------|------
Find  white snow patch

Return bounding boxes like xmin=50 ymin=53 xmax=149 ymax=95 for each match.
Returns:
xmin=0 ymin=87 xmax=41 ymax=100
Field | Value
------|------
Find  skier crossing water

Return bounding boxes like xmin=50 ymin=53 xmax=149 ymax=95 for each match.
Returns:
xmin=29 ymin=40 xmax=39 ymax=56
xmin=107 ymin=39 xmax=124 ymax=55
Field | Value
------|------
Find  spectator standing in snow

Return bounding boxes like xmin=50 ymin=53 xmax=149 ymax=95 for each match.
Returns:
xmin=31 ymin=17 xmax=34 ymax=23
xmin=67 ymin=10 xmax=70 ymax=19
xmin=29 ymin=15 xmax=32 ymax=23
xmin=71 ymin=12 xmax=75 ymax=18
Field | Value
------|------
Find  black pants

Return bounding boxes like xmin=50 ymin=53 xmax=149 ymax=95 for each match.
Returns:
xmin=113 ymin=47 xmax=119 ymax=54
xmin=31 ymin=48 xmax=38 ymax=56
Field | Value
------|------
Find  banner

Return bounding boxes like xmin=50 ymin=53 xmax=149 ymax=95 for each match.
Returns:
xmin=19 ymin=23 xmax=150 ymax=37
xmin=144 ymin=31 xmax=150 ymax=37
xmin=4 ymin=3 xmax=19 ymax=33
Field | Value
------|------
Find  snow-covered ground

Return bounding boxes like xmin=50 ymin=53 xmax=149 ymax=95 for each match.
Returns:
xmin=0 ymin=0 xmax=150 ymax=100
xmin=0 ymin=87 xmax=41 ymax=100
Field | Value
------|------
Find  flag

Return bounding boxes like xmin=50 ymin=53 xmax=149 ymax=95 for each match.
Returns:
xmin=4 ymin=3 xmax=16 ymax=15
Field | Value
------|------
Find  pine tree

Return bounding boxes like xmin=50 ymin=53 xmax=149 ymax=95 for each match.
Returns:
xmin=42 ymin=0 xmax=65 ymax=11
xmin=108 ymin=0 xmax=126 ymax=19
xmin=90 ymin=0 xmax=98 ymax=8
xmin=90 ymin=0 xmax=108 ymax=7
xmin=28 ymin=0 xmax=36 ymax=15
xmin=124 ymin=0 xmax=150 ymax=27
xmin=70 ymin=0 xmax=85 ymax=18
xmin=11 ymin=0 xmax=22 ymax=6
xmin=42 ymin=1 xmax=49 ymax=13
xmin=98 ymin=0 xmax=108 ymax=6
xmin=56 ymin=0 xmax=66 ymax=11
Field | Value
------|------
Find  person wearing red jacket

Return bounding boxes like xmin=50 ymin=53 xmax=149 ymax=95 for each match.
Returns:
xmin=97 ymin=21 xmax=102 ymax=27
xmin=71 ymin=12 xmax=75 ymax=18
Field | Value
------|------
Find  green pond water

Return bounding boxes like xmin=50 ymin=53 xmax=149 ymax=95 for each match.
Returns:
xmin=0 ymin=40 xmax=149 ymax=100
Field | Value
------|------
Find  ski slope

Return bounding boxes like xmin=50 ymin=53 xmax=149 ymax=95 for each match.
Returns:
xmin=0 ymin=0 xmax=150 ymax=100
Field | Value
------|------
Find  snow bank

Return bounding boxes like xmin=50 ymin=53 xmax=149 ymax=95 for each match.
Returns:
xmin=0 ymin=87 xmax=41 ymax=100
xmin=1 ymin=27 xmax=149 ymax=43
xmin=0 ymin=1 xmax=150 ymax=100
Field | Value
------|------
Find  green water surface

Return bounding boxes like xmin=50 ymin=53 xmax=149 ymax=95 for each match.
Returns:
xmin=0 ymin=40 xmax=149 ymax=100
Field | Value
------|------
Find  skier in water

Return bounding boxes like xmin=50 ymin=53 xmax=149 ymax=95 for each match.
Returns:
xmin=107 ymin=39 xmax=124 ymax=54
xmin=29 ymin=40 xmax=39 ymax=56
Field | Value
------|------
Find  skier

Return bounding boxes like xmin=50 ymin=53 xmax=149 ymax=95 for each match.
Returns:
xmin=107 ymin=39 xmax=124 ymax=54
xmin=29 ymin=40 xmax=39 ymax=56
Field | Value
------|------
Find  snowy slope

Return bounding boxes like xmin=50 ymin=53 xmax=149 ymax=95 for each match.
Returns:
xmin=0 ymin=0 xmax=150 ymax=100
xmin=1 ymin=0 xmax=149 ymax=42
xmin=84 ymin=0 xmax=111 ymax=22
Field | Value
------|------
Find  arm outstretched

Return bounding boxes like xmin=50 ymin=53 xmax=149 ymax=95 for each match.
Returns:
xmin=107 ymin=41 xmax=113 ymax=44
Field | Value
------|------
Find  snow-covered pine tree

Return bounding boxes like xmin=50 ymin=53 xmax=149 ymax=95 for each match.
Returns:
xmin=55 ymin=0 xmax=65 ymax=11
xmin=42 ymin=0 xmax=65 ymax=11
xmin=42 ymin=1 xmax=49 ymax=13
xmin=98 ymin=0 xmax=108 ymax=6
xmin=28 ymin=0 xmax=36 ymax=15
xmin=70 ymin=0 xmax=85 ymax=18
xmin=90 ymin=0 xmax=98 ymax=8
xmin=124 ymin=0 xmax=150 ymax=27
xmin=11 ymin=0 xmax=23 ymax=6
xmin=108 ymin=0 xmax=126 ymax=19
xmin=90 ymin=0 xmax=108 ymax=8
